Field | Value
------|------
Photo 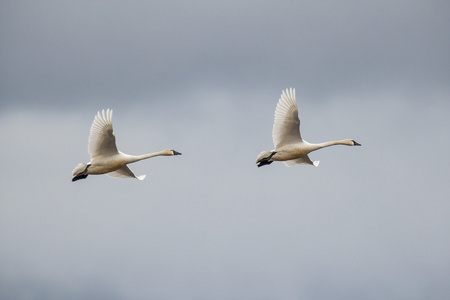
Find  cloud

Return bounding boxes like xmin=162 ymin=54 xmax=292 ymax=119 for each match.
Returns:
xmin=1 ymin=1 xmax=449 ymax=111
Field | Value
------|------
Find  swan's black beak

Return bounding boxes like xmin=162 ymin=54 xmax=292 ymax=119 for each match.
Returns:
xmin=172 ymin=150 xmax=182 ymax=155
xmin=352 ymin=140 xmax=361 ymax=146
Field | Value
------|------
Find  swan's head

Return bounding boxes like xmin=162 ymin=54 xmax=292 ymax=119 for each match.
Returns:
xmin=72 ymin=163 xmax=90 ymax=182
xmin=171 ymin=149 xmax=182 ymax=155
xmin=161 ymin=149 xmax=182 ymax=156
xmin=351 ymin=139 xmax=361 ymax=146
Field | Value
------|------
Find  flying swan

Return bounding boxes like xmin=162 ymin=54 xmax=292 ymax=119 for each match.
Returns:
xmin=72 ymin=109 xmax=181 ymax=181
xmin=256 ymin=88 xmax=360 ymax=167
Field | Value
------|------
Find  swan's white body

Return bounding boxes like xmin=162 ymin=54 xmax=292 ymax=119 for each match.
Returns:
xmin=72 ymin=109 xmax=181 ymax=181
xmin=256 ymin=88 xmax=360 ymax=167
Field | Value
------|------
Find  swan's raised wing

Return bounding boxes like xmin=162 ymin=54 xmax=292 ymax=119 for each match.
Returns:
xmin=106 ymin=166 xmax=146 ymax=180
xmin=88 ymin=109 xmax=119 ymax=159
xmin=272 ymin=88 xmax=302 ymax=149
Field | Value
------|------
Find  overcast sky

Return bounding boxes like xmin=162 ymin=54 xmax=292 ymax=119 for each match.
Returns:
xmin=1 ymin=1 xmax=450 ymax=299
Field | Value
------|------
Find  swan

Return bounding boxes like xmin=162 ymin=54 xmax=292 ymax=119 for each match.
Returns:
xmin=256 ymin=88 xmax=360 ymax=167
xmin=72 ymin=109 xmax=181 ymax=181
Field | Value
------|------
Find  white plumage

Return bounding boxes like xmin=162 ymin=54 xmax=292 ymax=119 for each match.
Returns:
xmin=256 ymin=88 xmax=360 ymax=167
xmin=72 ymin=109 xmax=181 ymax=181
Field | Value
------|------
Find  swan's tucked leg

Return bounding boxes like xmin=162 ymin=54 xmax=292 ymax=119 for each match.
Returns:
xmin=257 ymin=152 xmax=277 ymax=167
xmin=72 ymin=164 xmax=90 ymax=182
xmin=72 ymin=173 xmax=88 ymax=181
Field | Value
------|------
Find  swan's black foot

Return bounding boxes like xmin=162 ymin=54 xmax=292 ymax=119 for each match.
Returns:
xmin=257 ymin=152 xmax=277 ymax=168
xmin=72 ymin=164 xmax=90 ymax=182
xmin=72 ymin=173 xmax=88 ymax=182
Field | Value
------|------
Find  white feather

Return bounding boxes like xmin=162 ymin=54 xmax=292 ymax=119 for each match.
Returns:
xmin=256 ymin=88 xmax=360 ymax=168
xmin=72 ymin=109 xmax=181 ymax=181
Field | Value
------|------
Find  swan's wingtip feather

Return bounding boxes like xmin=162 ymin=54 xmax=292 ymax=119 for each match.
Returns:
xmin=313 ymin=160 xmax=320 ymax=167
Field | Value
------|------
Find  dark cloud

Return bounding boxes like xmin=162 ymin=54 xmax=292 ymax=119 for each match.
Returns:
xmin=1 ymin=1 xmax=449 ymax=110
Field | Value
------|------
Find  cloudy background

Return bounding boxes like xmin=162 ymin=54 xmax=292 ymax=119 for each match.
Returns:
xmin=1 ymin=1 xmax=449 ymax=299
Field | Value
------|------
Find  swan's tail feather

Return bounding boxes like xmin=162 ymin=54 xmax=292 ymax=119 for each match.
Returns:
xmin=72 ymin=163 xmax=89 ymax=177
xmin=137 ymin=174 xmax=146 ymax=180
xmin=256 ymin=151 xmax=271 ymax=163
xmin=313 ymin=160 xmax=320 ymax=167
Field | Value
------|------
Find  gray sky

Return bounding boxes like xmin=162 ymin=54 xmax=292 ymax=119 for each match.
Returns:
xmin=1 ymin=1 xmax=450 ymax=299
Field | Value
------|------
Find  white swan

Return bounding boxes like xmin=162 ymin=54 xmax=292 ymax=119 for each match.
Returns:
xmin=72 ymin=109 xmax=181 ymax=181
xmin=256 ymin=88 xmax=360 ymax=167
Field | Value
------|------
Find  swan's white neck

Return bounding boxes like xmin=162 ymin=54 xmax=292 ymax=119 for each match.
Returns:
xmin=124 ymin=150 xmax=170 ymax=164
xmin=308 ymin=140 xmax=352 ymax=152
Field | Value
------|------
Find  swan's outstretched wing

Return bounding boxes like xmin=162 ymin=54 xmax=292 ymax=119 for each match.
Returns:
xmin=272 ymin=88 xmax=302 ymax=149
xmin=106 ymin=166 xmax=146 ymax=180
xmin=283 ymin=156 xmax=319 ymax=167
xmin=88 ymin=109 xmax=119 ymax=159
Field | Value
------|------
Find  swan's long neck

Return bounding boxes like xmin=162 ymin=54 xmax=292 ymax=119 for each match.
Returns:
xmin=309 ymin=140 xmax=352 ymax=152
xmin=124 ymin=150 xmax=170 ymax=164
